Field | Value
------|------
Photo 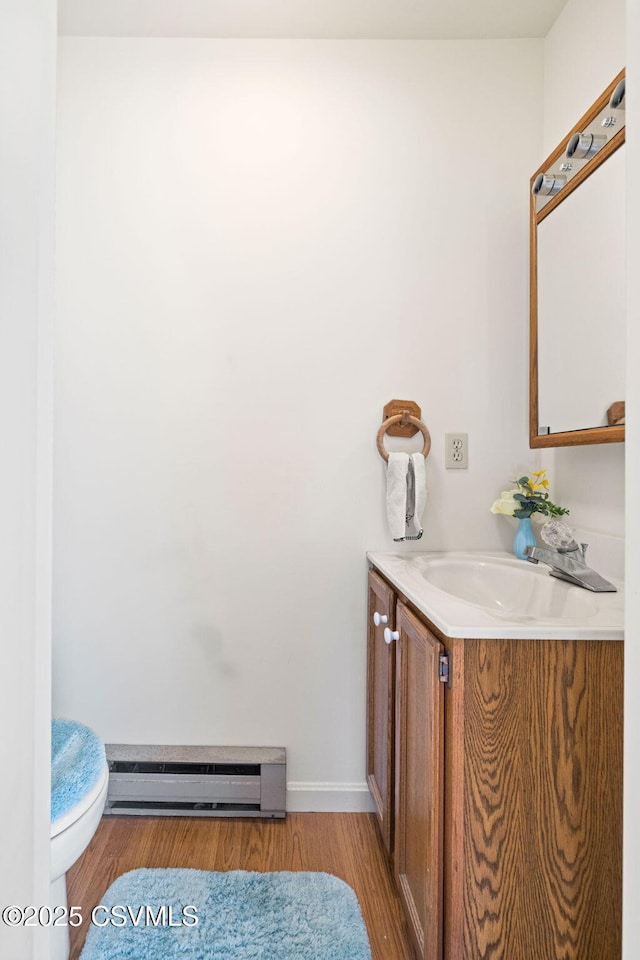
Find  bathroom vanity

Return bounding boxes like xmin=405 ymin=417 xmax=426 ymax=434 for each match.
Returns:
xmin=366 ymin=552 xmax=623 ymax=960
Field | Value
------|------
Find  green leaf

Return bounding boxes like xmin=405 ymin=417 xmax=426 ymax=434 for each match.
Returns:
xmin=514 ymin=508 xmax=533 ymax=519
xmin=517 ymin=476 xmax=530 ymax=486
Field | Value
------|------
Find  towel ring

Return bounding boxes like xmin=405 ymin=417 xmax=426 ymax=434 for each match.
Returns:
xmin=377 ymin=414 xmax=431 ymax=463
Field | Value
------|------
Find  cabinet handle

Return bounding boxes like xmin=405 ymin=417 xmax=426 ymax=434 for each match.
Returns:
xmin=384 ymin=628 xmax=400 ymax=645
xmin=373 ymin=611 xmax=388 ymax=626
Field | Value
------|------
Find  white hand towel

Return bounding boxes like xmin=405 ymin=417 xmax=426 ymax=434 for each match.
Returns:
xmin=405 ymin=453 xmax=426 ymax=540
xmin=386 ymin=453 xmax=409 ymax=541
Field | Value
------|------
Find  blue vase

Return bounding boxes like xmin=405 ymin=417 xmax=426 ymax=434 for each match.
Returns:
xmin=513 ymin=516 xmax=536 ymax=560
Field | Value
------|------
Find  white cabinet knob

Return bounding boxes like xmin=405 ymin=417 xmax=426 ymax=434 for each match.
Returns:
xmin=384 ymin=628 xmax=400 ymax=645
xmin=373 ymin=611 xmax=388 ymax=626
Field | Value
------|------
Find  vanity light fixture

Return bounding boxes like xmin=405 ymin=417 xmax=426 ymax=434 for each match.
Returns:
xmin=609 ymin=78 xmax=626 ymax=110
xmin=532 ymin=172 xmax=567 ymax=197
xmin=565 ymin=131 xmax=607 ymax=160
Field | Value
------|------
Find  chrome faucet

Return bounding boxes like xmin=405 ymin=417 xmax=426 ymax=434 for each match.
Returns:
xmin=524 ymin=542 xmax=617 ymax=592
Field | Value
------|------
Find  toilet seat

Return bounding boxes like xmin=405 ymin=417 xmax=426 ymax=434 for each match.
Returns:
xmin=51 ymin=761 xmax=109 ymax=839
xmin=50 ymin=721 xmax=109 ymax=960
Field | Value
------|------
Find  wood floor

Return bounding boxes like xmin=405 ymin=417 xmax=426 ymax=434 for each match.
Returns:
xmin=67 ymin=813 xmax=415 ymax=960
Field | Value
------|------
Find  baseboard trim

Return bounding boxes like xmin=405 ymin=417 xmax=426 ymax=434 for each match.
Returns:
xmin=286 ymin=781 xmax=375 ymax=813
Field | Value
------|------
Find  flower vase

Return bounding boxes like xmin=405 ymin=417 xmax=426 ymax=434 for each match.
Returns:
xmin=513 ymin=516 xmax=536 ymax=560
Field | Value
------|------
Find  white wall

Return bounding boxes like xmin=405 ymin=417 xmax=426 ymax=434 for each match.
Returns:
xmin=0 ymin=2 xmax=55 ymax=957
xmin=544 ymin=4 xmax=632 ymax=951
xmin=623 ymin=3 xmax=639 ymax=955
xmin=541 ymin=0 xmax=626 ymax=563
xmin=54 ymin=38 xmax=542 ymax=807
xmin=544 ymin=0 xmax=626 ymax=154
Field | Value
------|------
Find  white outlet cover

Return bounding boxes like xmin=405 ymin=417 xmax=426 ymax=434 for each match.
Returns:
xmin=445 ymin=432 xmax=468 ymax=469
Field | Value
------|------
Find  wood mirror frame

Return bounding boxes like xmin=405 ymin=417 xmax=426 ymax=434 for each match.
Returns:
xmin=529 ymin=69 xmax=626 ymax=448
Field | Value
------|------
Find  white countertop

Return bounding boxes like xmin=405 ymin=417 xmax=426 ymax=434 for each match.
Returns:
xmin=367 ymin=550 xmax=624 ymax=641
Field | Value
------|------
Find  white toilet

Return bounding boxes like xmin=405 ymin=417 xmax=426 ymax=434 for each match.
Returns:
xmin=50 ymin=723 xmax=109 ymax=960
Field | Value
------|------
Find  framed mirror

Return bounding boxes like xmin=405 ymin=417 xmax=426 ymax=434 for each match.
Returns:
xmin=530 ymin=70 xmax=626 ymax=448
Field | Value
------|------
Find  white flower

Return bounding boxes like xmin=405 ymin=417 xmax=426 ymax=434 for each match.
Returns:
xmin=490 ymin=490 xmax=519 ymax=516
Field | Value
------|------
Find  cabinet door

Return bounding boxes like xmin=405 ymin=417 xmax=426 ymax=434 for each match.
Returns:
xmin=366 ymin=570 xmax=396 ymax=856
xmin=395 ymin=602 xmax=445 ymax=960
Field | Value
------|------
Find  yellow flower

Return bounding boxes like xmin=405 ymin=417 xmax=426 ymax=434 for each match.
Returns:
xmin=493 ymin=470 xmax=567 ymax=521
xmin=528 ymin=470 xmax=549 ymax=491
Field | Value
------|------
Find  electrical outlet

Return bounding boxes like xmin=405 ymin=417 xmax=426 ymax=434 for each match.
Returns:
xmin=445 ymin=433 xmax=468 ymax=469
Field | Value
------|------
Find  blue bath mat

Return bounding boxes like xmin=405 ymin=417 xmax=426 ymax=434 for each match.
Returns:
xmin=79 ymin=868 xmax=372 ymax=960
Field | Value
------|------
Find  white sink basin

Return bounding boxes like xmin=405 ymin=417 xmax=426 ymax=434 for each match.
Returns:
xmin=412 ymin=555 xmax=599 ymax=620
xmin=366 ymin=551 xmax=624 ymax=640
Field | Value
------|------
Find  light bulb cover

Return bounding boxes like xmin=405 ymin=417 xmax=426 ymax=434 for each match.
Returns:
xmin=566 ymin=131 xmax=607 ymax=160
xmin=532 ymin=172 xmax=567 ymax=197
xmin=609 ymin=78 xmax=625 ymax=110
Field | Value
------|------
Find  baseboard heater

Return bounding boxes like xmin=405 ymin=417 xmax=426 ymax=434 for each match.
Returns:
xmin=104 ymin=744 xmax=286 ymax=819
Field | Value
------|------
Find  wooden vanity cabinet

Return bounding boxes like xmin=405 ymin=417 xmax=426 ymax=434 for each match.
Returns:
xmin=394 ymin=602 xmax=445 ymax=960
xmin=366 ymin=570 xmax=396 ymax=856
xmin=366 ymin=568 xmax=623 ymax=960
